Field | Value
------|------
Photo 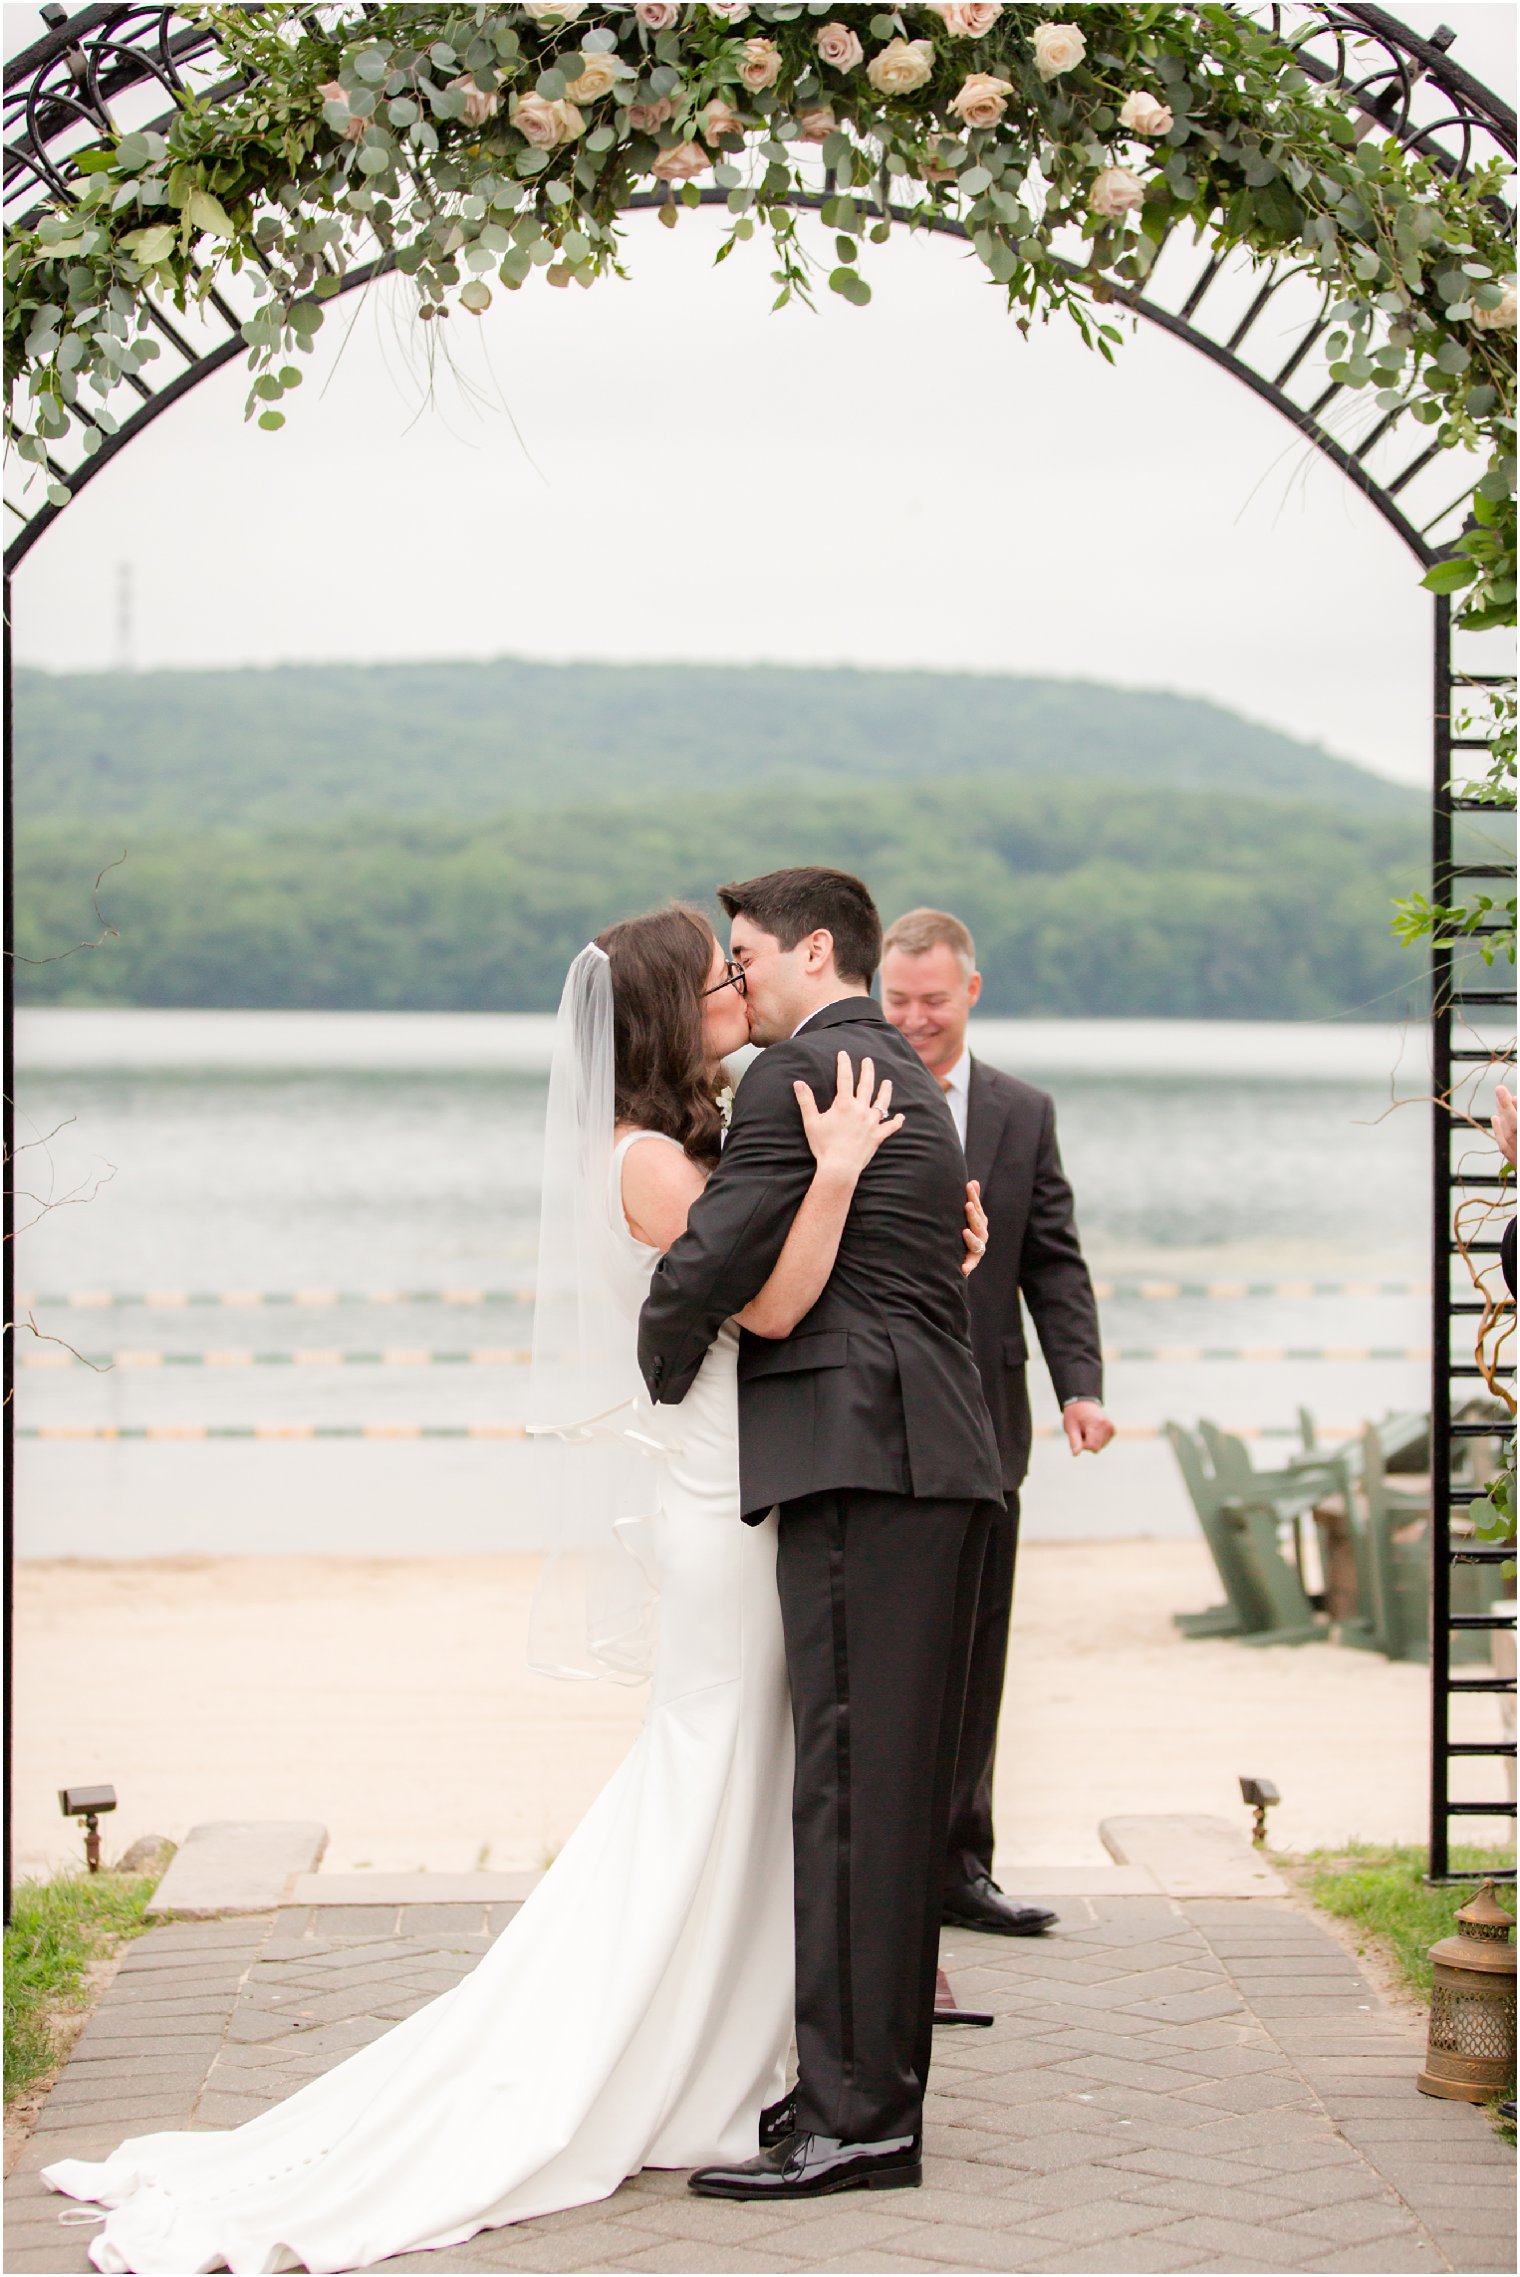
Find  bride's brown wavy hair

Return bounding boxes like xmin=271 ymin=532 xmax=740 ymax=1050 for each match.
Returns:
xmin=594 ymin=904 xmax=725 ymax=1167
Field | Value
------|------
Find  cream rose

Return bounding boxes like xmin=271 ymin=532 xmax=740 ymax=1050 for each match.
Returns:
xmin=1474 ymin=281 xmax=1517 ymax=330
xmin=702 ymin=96 xmax=744 ymax=141
xmin=815 ymin=21 xmax=863 ymax=72
xmin=511 ymin=91 xmax=583 ymax=147
xmin=931 ymin=3 xmax=1003 ymax=36
xmin=650 ymin=138 xmax=711 ymax=180
xmin=627 ymin=94 xmax=676 ymax=132
xmin=737 ymin=37 xmax=782 ymax=92
xmin=949 ymin=71 xmax=1012 ymax=129
xmin=704 ymin=1 xmax=750 ymax=18
xmin=634 ymin=2 xmax=681 ymax=26
xmin=867 ymin=38 xmax=935 ymax=97
xmin=318 ymin=82 xmax=367 ymax=143
xmin=1089 ymin=164 xmax=1145 ymax=218
xmin=564 ymin=51 xmax=621 ymax=101
xmin=798 ymin=104 xmax=837 ymax=142
xmin=1031 ymin=21 xmax=1086 ymax=80
xmin=448 ymin=75 xmax=501 ymax=127
xmin=1117 ymin=89 xmax=1173 ymax=136
xmin=522 ymin=1 xmax=588 ymax=18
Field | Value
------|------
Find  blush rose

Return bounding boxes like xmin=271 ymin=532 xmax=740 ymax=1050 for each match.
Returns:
xmin=867 ymin=38 xmax=935 ymax=96
xmin=1089 ymin=165 xmax=1145 ymax=217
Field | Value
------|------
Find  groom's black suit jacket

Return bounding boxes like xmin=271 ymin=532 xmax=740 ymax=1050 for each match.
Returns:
xmin=637 ymin=995 xmax=1004 ymax=1521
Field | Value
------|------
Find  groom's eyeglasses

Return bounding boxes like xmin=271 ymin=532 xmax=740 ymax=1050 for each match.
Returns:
xmin=702 ymin=960 xmax=748 ymax=1000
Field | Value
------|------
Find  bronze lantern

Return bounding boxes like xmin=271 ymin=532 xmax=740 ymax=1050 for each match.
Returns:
xmin=1417 ymin=1879 xmax=1517 ymax=2103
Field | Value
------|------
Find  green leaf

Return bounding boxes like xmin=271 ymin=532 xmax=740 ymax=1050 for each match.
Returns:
xmin=460 ymin=279 xmax=492 ymax=312
xmin=257 ymin=409 xmax=286 ymax=430
xmin=186 ymin=189 xmax=234 ymax=236
xmin=1421 ymin=558 xmax=1480 ymax=595
xmin=123 ymin=223 xmax=175 ymax=266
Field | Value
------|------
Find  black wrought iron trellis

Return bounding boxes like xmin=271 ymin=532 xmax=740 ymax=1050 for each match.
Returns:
xmin=2 ymin=3 xmax=1516 ymax=1915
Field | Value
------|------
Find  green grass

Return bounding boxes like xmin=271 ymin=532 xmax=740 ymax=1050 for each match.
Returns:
xmin=4 ymin=1871 xmax=159 ymax=2104
xmin=1294 ymin=1843 xmax=1515 ymax=2003
xmin=1291 ymin=1844 xmax=1516 ymax=2133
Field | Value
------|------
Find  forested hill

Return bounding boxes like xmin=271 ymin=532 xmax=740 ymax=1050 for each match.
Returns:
xmin=13 ymin=659 xmax=1427 ymax=1019
xmin=13 ymin=659 xmax=1410 ymax=829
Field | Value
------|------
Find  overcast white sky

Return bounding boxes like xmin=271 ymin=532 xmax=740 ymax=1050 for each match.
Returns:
xmin=6 ymin=2 xmax=1515 ymax=787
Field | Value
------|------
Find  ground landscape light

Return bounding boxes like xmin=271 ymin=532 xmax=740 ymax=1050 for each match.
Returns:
xmin=58 ymin=1784 xmax=116 ymax=1875
xmin=1238 ymin=1775 xmax=1280 ymax=1848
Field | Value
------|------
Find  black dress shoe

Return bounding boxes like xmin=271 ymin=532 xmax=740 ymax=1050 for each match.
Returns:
xmin=758 ymin=2089 xmax=797 ymax=2148
xmin=942 ymin=1875 xmax=1057 ymax=1936
xmin=690 ymin=2130 xmax=921 ymax=2200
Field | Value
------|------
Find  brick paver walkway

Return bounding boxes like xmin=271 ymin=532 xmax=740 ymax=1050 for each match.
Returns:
xmin=6 ymin=1895 xmax=1513 ymax=2274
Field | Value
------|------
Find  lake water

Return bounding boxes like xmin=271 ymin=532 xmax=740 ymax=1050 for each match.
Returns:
xmin=13 ymin=1008 xmax=1451 ymax=1558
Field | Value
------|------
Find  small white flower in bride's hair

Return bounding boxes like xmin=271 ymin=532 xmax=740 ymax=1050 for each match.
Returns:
xmin=716 ymin=1085 xmax=736 ymax=1128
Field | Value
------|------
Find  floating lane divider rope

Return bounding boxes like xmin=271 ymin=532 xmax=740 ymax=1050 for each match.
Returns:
xmin=14 ymin=1280 xmax=1435 ymax=1309
xmin=13 ymin=1421 xmax=1369 ymax=1443
xmin=18 ymin=1344 xmax=1438 ymax=1370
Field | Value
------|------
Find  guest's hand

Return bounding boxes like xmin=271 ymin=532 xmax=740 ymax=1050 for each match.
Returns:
xmin=961 ymin=1180 xmax=988 ymax=1276
xmin=1493 ymin=1083 xmax=1516 ymax=1169
xmin=1063 ymin=1399 xmax=1115 ymax=1457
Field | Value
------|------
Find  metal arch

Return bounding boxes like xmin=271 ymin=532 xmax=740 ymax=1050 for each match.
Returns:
xmin=1 ymin=6 xmax=1516 ymax=1916
xmin=4 ymin=2 xmax=1513 ymax=577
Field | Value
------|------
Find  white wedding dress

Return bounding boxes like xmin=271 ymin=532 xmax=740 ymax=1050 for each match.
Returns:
xmin=42 ymin=1131 xmax=796 ymax=2275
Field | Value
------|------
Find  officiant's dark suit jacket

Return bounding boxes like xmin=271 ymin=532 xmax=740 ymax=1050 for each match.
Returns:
xmin=637 ymin=995 xmax=1003 ymax=1519
xmin=963 ymin=1058 xmax=1103 ymax=1494
xmin=945 ymin=1055 xmax=1103 ymax=1891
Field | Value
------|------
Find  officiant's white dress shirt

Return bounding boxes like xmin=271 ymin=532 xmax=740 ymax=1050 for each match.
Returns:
xmin=939 ymin=1048 xmax=971 ymax=1150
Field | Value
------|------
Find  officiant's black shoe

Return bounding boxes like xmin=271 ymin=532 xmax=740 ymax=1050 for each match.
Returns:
xmin=758 ymin=2090 xmax=797 ymax=2149
xmin=942 ymin=1875 xmax=1057 ymax=1936
xmin=689 ymin=2130 xmax=922 ymax=2200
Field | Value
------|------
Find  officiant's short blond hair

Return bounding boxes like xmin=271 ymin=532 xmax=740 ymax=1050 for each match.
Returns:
xmin=882 ymin=908 xmax=977 ymax=977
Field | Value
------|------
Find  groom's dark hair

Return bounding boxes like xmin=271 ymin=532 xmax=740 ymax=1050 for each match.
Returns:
xmin=716 ymin=867 xmax=882 ymax=987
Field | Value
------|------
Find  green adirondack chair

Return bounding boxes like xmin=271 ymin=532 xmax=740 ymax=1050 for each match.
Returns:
xmin=1165 ymin=1422 xmax=1271 ymax=1639
xmin=1194 ymin=1422 xmax=1336 ymax=1648
xmin=1353 ymin=1423 xmax=1506 ymax=1664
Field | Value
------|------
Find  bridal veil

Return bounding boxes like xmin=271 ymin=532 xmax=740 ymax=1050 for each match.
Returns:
xmin=525 ymin=943 xmax=661 ymax=1683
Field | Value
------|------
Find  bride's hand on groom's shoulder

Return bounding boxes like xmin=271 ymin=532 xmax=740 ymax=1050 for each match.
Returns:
xmin=794 ymin=1051 xmax=906 ymax=1183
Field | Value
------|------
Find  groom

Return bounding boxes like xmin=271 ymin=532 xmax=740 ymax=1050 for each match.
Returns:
xmin=638 ymin=867 xmax=1004 ymax=2200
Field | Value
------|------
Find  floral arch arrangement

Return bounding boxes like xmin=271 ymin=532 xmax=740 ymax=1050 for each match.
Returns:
xmin=5 ymin=3 xmax=1515 ymax=633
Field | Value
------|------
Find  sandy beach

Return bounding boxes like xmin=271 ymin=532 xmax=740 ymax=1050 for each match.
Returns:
xmin=13 ymin=1539 xmax=1509 ymax=1882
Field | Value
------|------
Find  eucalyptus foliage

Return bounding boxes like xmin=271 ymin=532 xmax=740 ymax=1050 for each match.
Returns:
xmin=5 ymin=3 xmax=1515 ymax=627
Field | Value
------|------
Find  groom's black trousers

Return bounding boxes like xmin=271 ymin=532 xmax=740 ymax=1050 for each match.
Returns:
xmin=776 ymin=1487 xmax=995 ymax=2145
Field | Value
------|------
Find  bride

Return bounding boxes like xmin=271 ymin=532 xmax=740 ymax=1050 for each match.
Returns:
xmin=42 ymin=904 xmax=987 ymax=2275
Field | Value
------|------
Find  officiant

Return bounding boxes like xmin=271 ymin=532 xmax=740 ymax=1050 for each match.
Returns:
xmin=880 ymin=907 xmax=1115 ymax=1939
